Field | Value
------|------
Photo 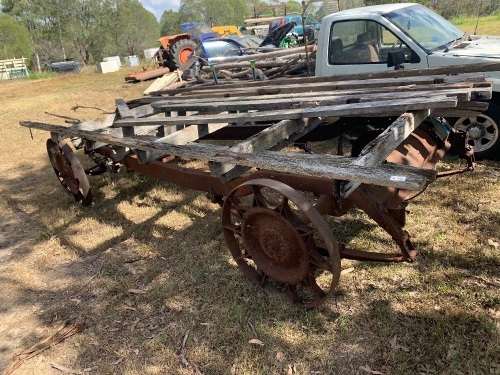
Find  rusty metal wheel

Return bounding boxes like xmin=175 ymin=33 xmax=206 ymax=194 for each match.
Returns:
xmin=222 ymin=179 xmax=341 ymax=309
xmin=46 ymin=139 xmax=92 ymax=206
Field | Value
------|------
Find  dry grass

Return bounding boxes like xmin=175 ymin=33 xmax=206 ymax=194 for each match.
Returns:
xmin=0 ymin=64 xmax=499 ymax=375
xmin=452 ymin=13 xmax=500 ymax=35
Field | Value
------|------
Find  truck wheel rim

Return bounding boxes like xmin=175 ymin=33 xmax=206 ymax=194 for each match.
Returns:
xmin=454 ymin=114 xmax=499 ymax=153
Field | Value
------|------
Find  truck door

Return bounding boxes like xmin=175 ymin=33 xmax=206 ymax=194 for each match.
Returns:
xmin=321 ymin=19 xmax=428 ymax=76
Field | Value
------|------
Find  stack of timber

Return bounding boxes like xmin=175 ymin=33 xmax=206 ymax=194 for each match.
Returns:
xmin=143 ymin=46 xmax=316 ymax=93
xmin=195 ymin=45 xmax=316 ymax=83
xmin=21 ymin=63 xmax=497 ymax=195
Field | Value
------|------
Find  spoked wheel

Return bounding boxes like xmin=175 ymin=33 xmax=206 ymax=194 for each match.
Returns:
xmin=46 ymin=138 xmax=92 ymax=206
xmin=222 ymin=179 xmax=341 ymax=309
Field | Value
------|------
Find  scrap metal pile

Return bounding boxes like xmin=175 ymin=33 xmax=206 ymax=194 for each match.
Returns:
xmin=21 ymin=64 xmax=494 ymax=308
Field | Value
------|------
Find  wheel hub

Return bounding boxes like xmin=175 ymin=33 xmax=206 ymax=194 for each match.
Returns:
xmin=468 ymin=124 xmax=484 ymax=140
xmin=241 ymin=207 xmax=310 ymax=284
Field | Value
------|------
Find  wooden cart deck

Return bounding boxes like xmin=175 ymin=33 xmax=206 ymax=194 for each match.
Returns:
xmin=18 ymin=64 xmax=497 ymax=308
xmin=21 ymin=64 xmax=493 ymax=197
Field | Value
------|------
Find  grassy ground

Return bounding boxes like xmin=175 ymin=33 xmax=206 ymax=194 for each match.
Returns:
xmin=0 ymin=59 xmax=499 ymax=374
xmin=452 ymin=12 xmax=500 ymax=35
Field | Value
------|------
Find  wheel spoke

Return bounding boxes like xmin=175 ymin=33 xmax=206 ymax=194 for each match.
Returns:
xmin=305 ymin=273 xmax=326 ymax=298
xmin=298 ymin=227 xmax=317 ymax=240
xmin=227 ymin=196 xmax=247 ymax=219
xmin=252 ymin=186 xmax=272 ymax=208
xmin=481 ymin=133 xmax=496 ymax=141
xmin=309 ymin=249 xmax=332 ymax=271
xmin=233 ymin=250 xmax=251 ymax=261
xmin=222 ymin=222 xmax=242 ymax=236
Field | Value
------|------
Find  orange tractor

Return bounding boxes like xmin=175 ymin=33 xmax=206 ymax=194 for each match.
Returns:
xmin=155 ymin=34 xmax=197 ymax=71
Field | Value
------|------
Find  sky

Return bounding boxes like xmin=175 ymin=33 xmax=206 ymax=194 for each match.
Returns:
xmin=138 ymin=0 xmax=180 ymax=21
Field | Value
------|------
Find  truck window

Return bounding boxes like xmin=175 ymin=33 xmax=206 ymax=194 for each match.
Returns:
xmin=328 ymin=20 xmax=414 ymax=65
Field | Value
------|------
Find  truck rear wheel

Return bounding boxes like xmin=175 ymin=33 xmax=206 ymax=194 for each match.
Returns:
xmin=453 ymin=99 xmax=500 ymax=160
xmin=171 ymin=39 xmax=196 ymax=69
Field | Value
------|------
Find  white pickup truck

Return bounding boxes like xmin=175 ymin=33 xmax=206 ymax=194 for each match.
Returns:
xmin=315 ymin=2 xmax=500 ymax=160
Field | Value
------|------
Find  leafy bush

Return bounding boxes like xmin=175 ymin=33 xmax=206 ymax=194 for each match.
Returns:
xmin=0 ymin=14 xmax=32 ymax=61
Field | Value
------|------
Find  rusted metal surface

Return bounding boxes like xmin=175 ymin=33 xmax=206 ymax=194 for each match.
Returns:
xmin=46 ymin=139 xmax=92 ymax=206
xmin=221 ymin=179 xmax=341 ymax=309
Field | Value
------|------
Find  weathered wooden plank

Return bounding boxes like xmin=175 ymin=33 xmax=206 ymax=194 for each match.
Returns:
xmin=136 ymin=122 xmax=230 ymax=163
xmin=157 ymin=73 xmax=478 ymax=97
xmin=340 ymin=110 xmax=430 ymax=198
xmin=154 ymin=123 xmax=228 ymax=145
xmin=211 ymin=117 xmax=339 ymax=180
xmin=152 ymin=77 xmax=488 ymax=101
xmin=113 ymin=96 xmax=457 ymax=127
xmin=153 ymin=88 xmax=475 ymax=113
xmin=75 ymin=114 xmax=116 ymax=131
xmin=20 ymin=120 xmax=434 ymax=191
xmin=129 ymin=103 xmax=162 ymax=118
xmin=203 ymin=45 xmax=312 ymax=65
xmin=209 ymin=119 xmax=306 ymax=177
xmin=435 ymin=101 xmax=490 ymax=117
xmin=115 ymin=99 xmax=134 ymax=119
xmin=160 ymin=62 xmax=500 ymax=95
xmin=140 ymin=83 xmax=490 ymax=107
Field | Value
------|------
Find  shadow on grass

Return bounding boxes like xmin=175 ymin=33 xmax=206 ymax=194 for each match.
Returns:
xmin=0 ymin=151 xmax=498 ymax=374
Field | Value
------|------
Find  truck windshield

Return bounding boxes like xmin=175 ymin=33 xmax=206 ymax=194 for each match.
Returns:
xmin=384 ymin=4 xmax=464 ymax=52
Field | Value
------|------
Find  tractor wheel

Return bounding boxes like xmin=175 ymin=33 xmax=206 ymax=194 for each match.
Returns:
xmin=170 ymin=39 xmax=197 ymax=69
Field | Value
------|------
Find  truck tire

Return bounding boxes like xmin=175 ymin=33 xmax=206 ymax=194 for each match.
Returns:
xmin=171 ymin=39 xmax=197 ymax=70
xmin=453 ymin=98 xmax=500 ymax=160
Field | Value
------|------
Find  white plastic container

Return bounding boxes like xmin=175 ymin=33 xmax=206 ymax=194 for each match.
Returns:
xmin=96 ymin=61 xmax=120 ymax=73
xmin=124 ymin=55 xmax=139 ymax=67
xmin=143 ymin=48 xmax=159 ymax=60
xmin=103 ymin=56 xmax=121 ymax=68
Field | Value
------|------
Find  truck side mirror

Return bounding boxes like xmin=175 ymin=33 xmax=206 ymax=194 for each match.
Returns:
xmin=387 ymin=50 xmax=405 ymax=69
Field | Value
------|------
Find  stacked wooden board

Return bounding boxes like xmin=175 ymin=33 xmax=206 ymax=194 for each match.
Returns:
xmin=21 ymin=63 xmax=498 ymax=196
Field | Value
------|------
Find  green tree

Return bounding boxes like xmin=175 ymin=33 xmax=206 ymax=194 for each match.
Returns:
xmin=285 ymin=0 xmax=302 ymax=14
xmin=0 ymin=14 xmax=33 ymax=60
xmin=2 ymin=0 xmax=49 ymax=71
xmin=112 ymin=0 xmax=159 ymax=56
xmin=61 ymin=0 xmax=113 ymax=65
xmin=160 ymin=10 xmax=193 ymax=36
xmin=179 ymin=0 xmax=248 ymax=26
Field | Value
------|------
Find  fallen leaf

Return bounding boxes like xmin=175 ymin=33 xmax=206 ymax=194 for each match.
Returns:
xmin=359 ymin=365 xmax=384 ymax=374
xmin=487 ymin=238 xmax=500 ymax=249
xmin=133 ymin=348 xmax=139 ymax=355
xmin=248 ymin=338 xmax=264 ymax=346
xmin=111 ymin=358 xmax=123 ymax=365
xmin=276 ymin=351 xmax=284 ymax=362
xmin=389 ymin=335 xmax=410 ymax=352
xmin=51 ymin=362 xmax=82 ymax=374
xmin=127 ymin=289 xmax=146 ymax=294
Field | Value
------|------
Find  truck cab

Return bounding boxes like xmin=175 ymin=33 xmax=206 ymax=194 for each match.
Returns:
xmin=315 ymin=3 xmax=500 ymax=159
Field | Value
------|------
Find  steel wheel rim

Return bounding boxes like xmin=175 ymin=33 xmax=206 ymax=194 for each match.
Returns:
xmin=222 ymin=178 xmax=341 ymax=309
xmin=46 ymin=139 xmax=92 ymax=206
